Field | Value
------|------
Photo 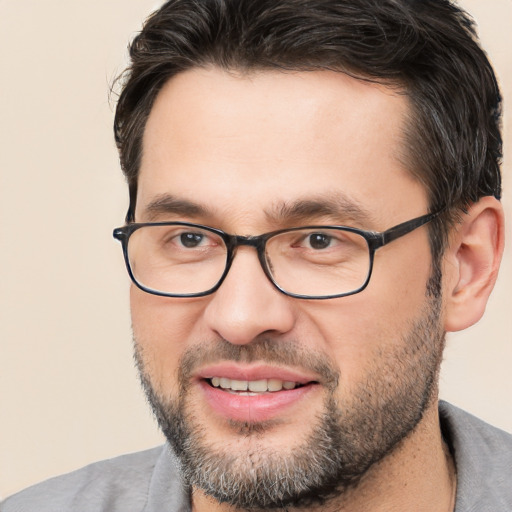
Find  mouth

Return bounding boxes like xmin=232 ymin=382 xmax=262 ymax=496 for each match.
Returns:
xmin=196 ymin=365 xmax=321 ymax=423
xmin=206 ymin=377 xmax=307 ymax=395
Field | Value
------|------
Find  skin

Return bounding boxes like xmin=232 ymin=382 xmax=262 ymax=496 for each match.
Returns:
xmin=130 ymin=67 xmax=504 ymax=511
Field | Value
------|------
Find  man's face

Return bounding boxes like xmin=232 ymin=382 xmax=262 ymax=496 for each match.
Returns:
xmin=131 ymin=68 xmax=445 ymax=508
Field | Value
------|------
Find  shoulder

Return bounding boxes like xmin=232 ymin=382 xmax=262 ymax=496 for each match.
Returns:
xmin=1 ymin=446 xmax=174 ymax=512
xmin=439 ymin=401 xmax=512 ymax=512
xmin=440 ymin=400 xmax=512 ymax=457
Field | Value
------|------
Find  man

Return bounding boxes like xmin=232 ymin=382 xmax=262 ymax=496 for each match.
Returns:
xmin=2 ymin=0 xmax=510 ymax=510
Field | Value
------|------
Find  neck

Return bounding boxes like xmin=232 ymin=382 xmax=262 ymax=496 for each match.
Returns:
xmin=191 ymin=400 xmax=456 ymax=512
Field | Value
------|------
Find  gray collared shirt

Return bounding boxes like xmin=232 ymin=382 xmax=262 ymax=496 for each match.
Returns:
xmin=2 ymin=402 xmax=511 ymax=511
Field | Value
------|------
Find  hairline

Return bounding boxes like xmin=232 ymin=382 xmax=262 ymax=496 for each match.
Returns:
xmin=129 ymin=63 xmax=416 ymax=210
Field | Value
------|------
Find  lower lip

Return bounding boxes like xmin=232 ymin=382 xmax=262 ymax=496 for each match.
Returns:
xmin=198 ymin=380 xmax=318 ymax=423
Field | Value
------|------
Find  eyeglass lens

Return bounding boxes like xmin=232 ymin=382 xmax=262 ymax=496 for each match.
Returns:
xmin=126 ymin=224 xmax=372 ymax=297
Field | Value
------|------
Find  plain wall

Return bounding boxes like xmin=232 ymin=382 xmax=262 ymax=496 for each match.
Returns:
xmin=1 ymin=0 xmax=510 ymax=499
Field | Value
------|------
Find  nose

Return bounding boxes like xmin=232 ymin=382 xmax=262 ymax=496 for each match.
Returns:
xmin=203 ymin=246 xmax=296 ymax=345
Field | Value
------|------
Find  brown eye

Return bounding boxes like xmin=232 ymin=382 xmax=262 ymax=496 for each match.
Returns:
xmin=308 ymin=233 xmax=332 ymax=250
xmin=180 ymin=232 xmax=204 ymax=248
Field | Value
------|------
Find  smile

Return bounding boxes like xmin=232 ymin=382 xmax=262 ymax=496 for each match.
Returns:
xmin=208 ymin=377 xmax=303 ymax=393
xmin=197 ymin=365 xmax=321 ymax=423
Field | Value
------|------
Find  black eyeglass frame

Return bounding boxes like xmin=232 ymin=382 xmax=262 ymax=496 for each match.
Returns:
xmin=113 ymin=209 xmax=444 ymax=300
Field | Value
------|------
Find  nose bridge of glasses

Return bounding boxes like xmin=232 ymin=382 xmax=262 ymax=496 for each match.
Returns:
xmin=227 ymin=234 xmax=267 ymax=255
xmin=233 ymin=234 xmax=261 ymax=247
xmin=225 ymin=234 xmax=271 ymax=278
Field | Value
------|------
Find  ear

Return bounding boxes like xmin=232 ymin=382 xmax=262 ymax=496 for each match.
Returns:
xmin=443 ymin=196 xmax=505 ymax=332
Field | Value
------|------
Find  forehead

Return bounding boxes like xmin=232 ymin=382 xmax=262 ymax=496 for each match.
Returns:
xmin=138 ymin=67 xmax=426 ymax=227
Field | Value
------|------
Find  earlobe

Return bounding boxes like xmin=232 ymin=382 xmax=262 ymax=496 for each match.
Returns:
xmin=443 ymin=196 xmax=505 ymax=332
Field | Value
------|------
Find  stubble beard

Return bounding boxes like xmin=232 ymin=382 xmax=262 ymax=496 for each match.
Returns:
xmin=134 ymin=282 xmax=445 ymax=511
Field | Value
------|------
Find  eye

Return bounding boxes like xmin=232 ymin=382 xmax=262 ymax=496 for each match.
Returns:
xmin=179 ymin=232 xmax=205 ymax=248
xmin=307 ymin=233 xmax=333 ymax=250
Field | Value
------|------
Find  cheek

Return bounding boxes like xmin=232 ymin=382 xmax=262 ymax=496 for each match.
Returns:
xmin=130 ymin=286 xmax=207 ymax=393
xmin=303 ymin=246 xmax=433 ymax=385
xmin=369 ymin=232 xmax=434 ymax=326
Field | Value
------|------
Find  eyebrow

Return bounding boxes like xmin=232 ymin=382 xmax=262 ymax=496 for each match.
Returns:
xmin=265 ymin=195 xmax=376 ymax=228
xmin=141 ymin=192 xmax=375 ymax=228
xmin=142 ymin=194 xmax=213 ymax=221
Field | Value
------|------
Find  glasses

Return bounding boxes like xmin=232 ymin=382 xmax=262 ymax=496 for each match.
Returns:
xmin=113 ymin=210 xmax=442 ymax=300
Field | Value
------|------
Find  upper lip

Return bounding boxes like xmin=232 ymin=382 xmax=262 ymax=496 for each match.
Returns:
xmin=195 ymin=363 xmax=319 ymax=384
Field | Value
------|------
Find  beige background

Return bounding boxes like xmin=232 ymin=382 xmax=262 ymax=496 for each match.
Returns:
xmin=0 ymin=0 xmax=510 ymax=499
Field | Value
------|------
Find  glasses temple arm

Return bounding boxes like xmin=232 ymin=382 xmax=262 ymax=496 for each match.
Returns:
xmin=380 ymin=209 xmax=445 ymax=246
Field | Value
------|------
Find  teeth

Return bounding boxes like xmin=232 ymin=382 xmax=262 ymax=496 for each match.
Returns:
xmin=230 ymin=379 xmax=248 ymax=391
xmin=249 ymin=379 xmax=268 ymax=392
xmin=219 ymin=377 xmax=231 ymax=389
xmin=267 ymin=378 xmax=283 ymax=392
xmin=209 ymin=377 xmax=300 ymax=393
